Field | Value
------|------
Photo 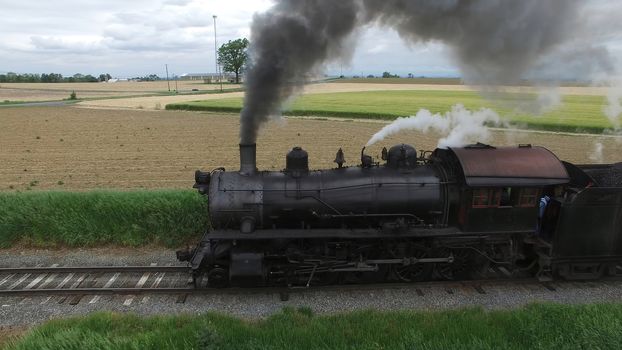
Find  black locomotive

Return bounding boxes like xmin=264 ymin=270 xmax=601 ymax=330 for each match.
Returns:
xmin=177 ymin=142 xmax=622 ymax=288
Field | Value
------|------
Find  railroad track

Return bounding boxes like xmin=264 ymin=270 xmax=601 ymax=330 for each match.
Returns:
xmin=0 ymin=265 xmax=194 ymax=303
xmin=3 ymin=264 xmax=621 ymax=303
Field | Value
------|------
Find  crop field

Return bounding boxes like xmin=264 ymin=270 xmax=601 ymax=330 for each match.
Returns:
xmin=4 ymin=303 xmax=622 ymax=349
xmin=0 ymin=106 xmax=619 ymax=191
xmin=75 ymin=82 xmax=475 ymax=110
xmin=334 ymin=77 xmax=593 ymax=86
xmin=168 ymin=90 xmax=621 ymax=133
xmin=334 ymin=77 xmax=463 ymax=84
xmin=0 ymin=81 xmax=242 ymax=103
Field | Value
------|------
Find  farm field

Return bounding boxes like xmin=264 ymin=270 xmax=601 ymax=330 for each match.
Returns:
xmin=168 ymin=90 xmax=620 ymax=133
xmin=0 ymin=81 xmax=241 ymax=103
xmin=335 ymin=77 xmax=463 ymax=84
xmin=0 ymin=106 xmax=619 ymax=191
xmin=77 ymin=81 xmax=611 ymax=110
xmin=334 ymin=77 xmax=593 ymax=86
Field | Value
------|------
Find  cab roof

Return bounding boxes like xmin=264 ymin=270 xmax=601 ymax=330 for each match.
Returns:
xmin=449 ymin=144 xmax=569 ymax=187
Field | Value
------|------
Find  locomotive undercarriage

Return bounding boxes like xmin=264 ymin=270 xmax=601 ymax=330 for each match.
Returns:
xmin=184 ymin=231 xmax=530 ymax=288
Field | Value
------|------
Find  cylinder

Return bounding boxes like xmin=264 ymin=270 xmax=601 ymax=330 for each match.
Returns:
xmin=239 ymin=143 xmax=257 ymax=175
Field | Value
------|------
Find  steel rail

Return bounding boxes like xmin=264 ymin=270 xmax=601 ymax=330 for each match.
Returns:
xmin=1 ymin=267 xmax=620 ymax=298
xmin=0 ymin=266 xmax=189 ymax=274
xmin=0 ymin=287 xmax=195 ymax=296
xmin=0 ymin=276 xmax=565 ymax=297
xmin=0 ymin=278 xmax=535 ymax=297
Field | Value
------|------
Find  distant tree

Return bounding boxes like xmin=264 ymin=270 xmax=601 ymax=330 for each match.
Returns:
xmin=407 ymin=73 xmax=414 ymax=79
xmin=217 ymin=38 xmax=249 ymax=84
xmin=366 ymin=74 xmax=375 ymax=78
xmin=382 ymin=71 xmax=399 ymax=78
xmin=7 ymin=72 xmax=18 ymax=82
xmin=51 ymin=73 xmax=63 ymax=82
xmin=99 ymin=73 xmax=112 ymax=82
xmin=40 ymin=73 xmax=63 ymax=83
xmin=132 ymin=74 xmax=161 ymax=81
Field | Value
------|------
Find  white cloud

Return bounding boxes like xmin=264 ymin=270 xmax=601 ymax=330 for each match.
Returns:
xmin=0 ymin=0 xmax=621 ymax=78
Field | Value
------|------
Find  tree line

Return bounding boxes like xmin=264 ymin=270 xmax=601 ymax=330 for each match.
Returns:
xmin=0 ymin=72 xmax=116 ymax=83
xmin=0 ymin=72 xmax=164 ymax=83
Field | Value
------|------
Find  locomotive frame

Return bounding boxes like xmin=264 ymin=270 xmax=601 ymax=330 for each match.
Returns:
xmin=177 ymin=142 xmax=622 ymax=288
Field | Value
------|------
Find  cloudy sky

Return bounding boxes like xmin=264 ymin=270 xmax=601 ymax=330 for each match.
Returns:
xmin=1 ymin=0 xmax=620 ymax=79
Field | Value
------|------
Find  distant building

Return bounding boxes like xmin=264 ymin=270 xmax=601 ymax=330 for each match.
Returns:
xmin=179 ymin=72 xmax=241 ymax=83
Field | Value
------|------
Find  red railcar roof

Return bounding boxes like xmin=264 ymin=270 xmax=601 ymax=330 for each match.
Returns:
xmin=449 ymin=144 xmax=570 ymax=187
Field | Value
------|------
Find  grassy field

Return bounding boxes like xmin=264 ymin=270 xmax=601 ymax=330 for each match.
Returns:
xmin=4 ymin=303 xmax=622 ymax=349
xmin=0 ymin=190 xmax=208 ymax=247
xmin=166 ymin=90 xmax=618 ymax=133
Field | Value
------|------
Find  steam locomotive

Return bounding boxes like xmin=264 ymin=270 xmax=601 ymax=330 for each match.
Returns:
xmin=177 ymin=143 xmax=622 ymax=288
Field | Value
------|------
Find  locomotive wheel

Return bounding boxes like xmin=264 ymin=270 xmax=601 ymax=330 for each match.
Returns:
xmin=311 ymin=270 xmax=342 ymax=286
xmin=435 ymin=248 xmax=473 ymax=280
xmin=192 ymin=272 xmax=204 ymax=288
xmin=392 ymin=244 xmax=433 ymax=282
xmin=343 ymin=267 xmax=389 ymax=284
xmin=207 ymin=267 xmax=229 ymax=288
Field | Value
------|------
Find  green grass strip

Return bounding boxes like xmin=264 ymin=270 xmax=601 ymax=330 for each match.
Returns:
xmin=4 ymin=303 xmax=622 ymax=349
xmin=166 ymin=90 xmax=618 ymax=134
xmin=0 ymin=190 xmax=208 ymax=248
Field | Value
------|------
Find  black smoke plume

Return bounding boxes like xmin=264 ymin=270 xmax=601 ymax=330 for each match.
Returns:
xmin=240 ymin=0 xmax=361 ymax=144
xmin=240 ymin=0 xmax=586 ymax=144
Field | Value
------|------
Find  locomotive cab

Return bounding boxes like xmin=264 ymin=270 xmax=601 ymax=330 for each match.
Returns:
xmin=434 ymin=144 xmax=570 ymax=233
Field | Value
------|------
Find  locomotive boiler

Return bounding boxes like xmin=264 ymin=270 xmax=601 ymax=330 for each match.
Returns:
xmin=178 ymin=142 xmax=622 ymax=288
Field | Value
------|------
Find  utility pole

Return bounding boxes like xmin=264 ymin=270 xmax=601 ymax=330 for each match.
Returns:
xmin=213 ymin=15 xmax=223 ymax=92
xmin=165 ymin=64 xmax=170 ymax=92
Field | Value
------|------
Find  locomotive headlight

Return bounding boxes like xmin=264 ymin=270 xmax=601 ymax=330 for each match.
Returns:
xmin=195 ymin=170 xmax=211 ymax=184
xmin=193 ymin=170 xmax=211 ymax=194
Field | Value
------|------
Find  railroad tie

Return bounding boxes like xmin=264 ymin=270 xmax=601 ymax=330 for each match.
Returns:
xmin=123 ymin=263 xmax=156 ymax=306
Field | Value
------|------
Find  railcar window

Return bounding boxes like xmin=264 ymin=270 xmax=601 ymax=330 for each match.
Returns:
xmin=500 ymin=187 xmax=512 ymax=206
xmin=472 ymin=189 xmax=501 ymax=208
xmin=518 ymin=188 xmax=540 ymax=207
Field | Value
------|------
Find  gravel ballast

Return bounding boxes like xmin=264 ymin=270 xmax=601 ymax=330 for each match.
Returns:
xmin=2 ymin=248 xmax=622 ymax=327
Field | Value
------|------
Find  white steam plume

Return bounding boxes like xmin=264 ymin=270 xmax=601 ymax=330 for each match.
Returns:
xmin=589 ymin=142 xmax=604 ymax=163
xmin=366 ymin=104 xmax=501 ymax=149
xmin=604 ymin=86 xmax=622 ymax=130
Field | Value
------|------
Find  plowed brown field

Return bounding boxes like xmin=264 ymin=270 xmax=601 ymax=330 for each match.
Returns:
xmin=0 ymin=81 xmax=241 ymax=102
xmin=0 ymin=106 xmax=619 ymax=191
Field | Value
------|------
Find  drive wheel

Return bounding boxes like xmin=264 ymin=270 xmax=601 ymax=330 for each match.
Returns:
xmin=392 ymin=244 xmax=433 ymax=282
xmin=207 ymin=267 xmax=229 ymax=288
xmin=435 ymin=248 xmax=473 ymax=280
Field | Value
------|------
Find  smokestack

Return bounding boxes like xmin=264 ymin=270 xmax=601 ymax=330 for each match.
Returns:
xmin=239 ymin=143 xmax=257 ymax=175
